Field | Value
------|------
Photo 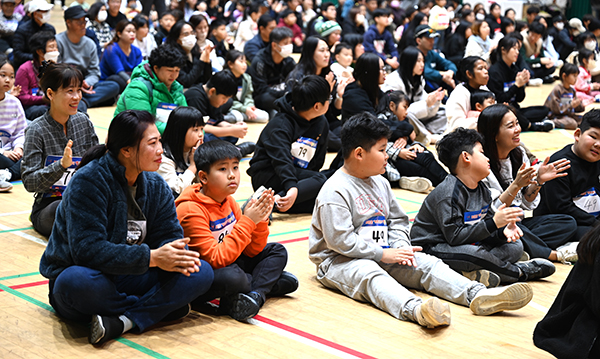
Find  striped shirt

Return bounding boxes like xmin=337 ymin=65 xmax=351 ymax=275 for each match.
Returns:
xmin=0 ymin=93 xmax=27 ymax=154
xmin=21 ymin=111 xmax=99 ymax=195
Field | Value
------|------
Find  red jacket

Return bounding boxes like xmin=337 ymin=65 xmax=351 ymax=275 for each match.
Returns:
xmin=15 ymin=60 xmax=46 ymax=107
xmin=278 ymin=19 xmax=303 ymax=43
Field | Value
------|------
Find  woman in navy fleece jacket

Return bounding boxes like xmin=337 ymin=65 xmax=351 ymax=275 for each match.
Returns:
xmin=39 ymin=110 xmax=213 ymax=346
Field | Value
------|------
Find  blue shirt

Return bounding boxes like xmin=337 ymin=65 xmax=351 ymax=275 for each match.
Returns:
xmin=100 ymin=43 xmax=143 ymax=80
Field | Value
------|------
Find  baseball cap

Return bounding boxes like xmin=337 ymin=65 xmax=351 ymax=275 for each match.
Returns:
xmin=26 ymin=0 xmax=53 ymax=12
xmin=414 ymin=24 xmax=440 ymax=39
xmin=569 ymin=18 xmax=586 ymax=34
xmin=64 ymin=5 xmax=88 ymax=20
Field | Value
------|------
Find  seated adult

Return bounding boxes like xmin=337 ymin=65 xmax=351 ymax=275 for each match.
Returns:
xmin=247 ymin=26 xmax=296 ymax=116
xmin=0 ymin=0 xmax=23 ymax=56
xmin=549 ymin=15 xmax=575 ymax=62
xmin=57 ymin=6 xmax=121 ymax=108
xmin=341 ymin=52 xmax=384 ymax=125
xmin=164 ymin=20 xmax=212 ymax=88
xmin=12 ymin=0 xmax=54 ymax=70
xmin=39 ymin=110 xmax=214 ymax=346
xmin=21 ymin=63 xmax=99 ymax=237
xmin=105 ymin=0 xmax=127 ymax=29
xmin=464 ymin=20 xmax=493 ymax=63
xmin=446 ymin=56 xmax=489 ymax=131
xmin=86 ymin=1 xmax=112 ymax=51
xmin=342 ymin=6 xmax=366 ymax=36
xmin=243 ymin=14 xmax=275 ymax=63
xmin=520 ymin=21 xmax=556 ymax=83
xmin=132 ymin=15 xmax=157 ymax=60
xmin=100 ymin=20 xmax=143 ymax=93
xmin=114 ymin=44 xmax=187 ymax=134
xmin=415 ymin=24 xmax=457 ymax=92
xmin=443 ymin=20 xmax=472 ymax=67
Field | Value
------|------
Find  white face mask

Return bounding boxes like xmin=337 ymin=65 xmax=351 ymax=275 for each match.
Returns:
xmin=355 ymin=14 xmax=365 ymax=25
xmin=476 ymin=13 xmax=485 ymax=21
xmin=97 ymin=10 xmax=108 ymax=22
xmin=277 ymin=43 xmax=293 ymax=58
xmin=447 ymin=11 xmax=455 ymax=20
xmin=44 ymin=51 xmax=60 ymax=63
xmin=585 ymin=41 xmax=597 ymax=51
xmin=555 ymin=22 xmax=564 ymax=31
xmin=181 ymin=34 xmax=197 ymax=50
xmin=39 ymin=12 xmax=51 ymax=24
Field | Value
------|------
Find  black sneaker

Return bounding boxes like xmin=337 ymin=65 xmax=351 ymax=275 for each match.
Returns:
xmin=515 ymin=258 xmax=556 ymax=281
xmin=530 ymin=120 xmax=554 ymax=132
xmin=89 ymin=315 xmax=124 ymax=345
xmin=237 ymin=142 xmax=256 ymax=157
xmin=227 ymin=293 xmax=261 ymax=321
xmin=542 ymin=75 xmax=556 ymax=84
xmin=268 ymin=271 xmax=299 ymax=297
xmin=161 ymin=303 xmax=191 ymax=322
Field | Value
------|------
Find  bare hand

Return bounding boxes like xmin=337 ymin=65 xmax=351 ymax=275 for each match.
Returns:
xmin=515 ymin=69 xmax=530 ymax=87
xmin=393 ymin=137 xmax=407 ymax=149
xmin=537 ymin=157 xmax=570 ymax=185
xmin=4 ymin=149 xmax=23 ymax=161
xmin=246 ymin=107 xmax=257 ymax=121
xmin=81 ymin=80 xmax=95 ymax=94
xmin=381 ymin=246 xmax=422 ymax=266
xmin=187 ymin=140 xmax=201 ymax=174
xmin=336 ymin=76 xmax=353 ymax=98
xmin=200 ymin=44 xmax=213 ymax=62
xmin=503 ymin=221 xmax=523 ymax=242
xmin=60 ymin=140 xmax=73 ymax=168
xmin=9 ymin=85 xmax=21 ymax=97
xmin=231 ymin=122 xmax=248 ymax=138
xmin=274 ymin=187 xmax=298 ymax=212
xmin=426 ymin=88 xmax=444 ymax=107
xmin=399 ymin=148 xmax=417 ymax=160
xmin=149 ymin=238 xmax=201 ymax=276
xmin=386 ymin=57 xmax=399 ymax=69
xmin=493 ymin=203 xmax=523 ymax=228
xmin=513 ymin=162 xmax=536 ymax=188
xmin=325 ymin=72 xmax=335 ymax=92
xmin=244 ymin=189 xmax=275 ymax=223
xmin=572 ymin=97 xmax=583 ymax=108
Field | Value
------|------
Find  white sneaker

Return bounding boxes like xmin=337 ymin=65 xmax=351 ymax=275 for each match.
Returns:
xmin=399 ymin=176 xmax=432 ymax=193
xmin=414 ymin=297 xmax=451 ymax=328
xmin=556 ymin=242 xmax=578 ymax=264
xmin=0 ymin=169 xmax=11 ymax=182
xmin=470 ymin=283 xmax=533 ymax=316
xmin=0 ymin=179 xmax=13 ymax=192
xmin=528 ymin=78 xmax=543 ymax=86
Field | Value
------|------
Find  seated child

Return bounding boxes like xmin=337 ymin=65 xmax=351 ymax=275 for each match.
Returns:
xmin=574 ymin=48 xmax=600 ymax=106
xmin=176 ymin=140 xmax=299 ymax=321
xmin=465 ymin=90 xmax=496 ymax=128
xmin=309 ymin=113 xmax=534 ymax=329
xmin=278 ymin=9 xmax=304 ymax=51
xmin=535 ymin=110 xmax=600 ymax=241
xmin=377 ymin=90 xmax=447 ymax=193
xmin=208 ymin=19 xmax=229 ymax=65
xmin=247 ymin=75 xmax=330 ymax=214
xmin=329 ymin=42 xmax=354 ymax=81
xmin=185 ymin=70 xmax=255 ymax=157
xmin=544 ymin=62 xmax=585 ymax=130
xmin=410 ymin=128 xmax=556 ymax=284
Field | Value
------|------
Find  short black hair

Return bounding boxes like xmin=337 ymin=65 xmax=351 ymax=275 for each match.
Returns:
xmin=205 ymin=69 xmax=237 ymax=97
xmin=580 ymin=109 xmax=600 ymax=133
xmin=270 ymin=26 xmax=293 ymax=43
xmin=436 ymin=127 xmax=484 ymax=174
xmin=258 ymin=13 xmax=274 ymax=29
xmin=291 ymin=75 xmax=330 ymax=112
xmin=149 ymin=44 xmax=186 ymax=69
xmin=372 ymin=8 xmax=391 ymax=19
xmin=470 ymin=90 xmax=495 ymax=109
xmin=132 ymin=14 xmax=150 ymax=29
xmin=321 ymin=1 xmax=335 ymax=11
xmin=28 ymin=31 xmax=55 ymax=58
xmin=589 ymin=19 xmax=600 ymax=32
xmin=280 ymin=8 xmax=295 ymax=19
xmin=210 ymin=18 xmax=227 ymax=32
xmin=526 ymin=5 xmax=539 ymax=15
xmin=194 ymin=140 xmax=242 ymax=174
xmin=341 ymin=112 xmax=391 ymax=159
xmin=334 ymin=41 xmax=352 ymax=56
xmin=560 ymin=62 xmax=579 ymax=79
xmin=528 ymin=21 xmax=545 ymax=35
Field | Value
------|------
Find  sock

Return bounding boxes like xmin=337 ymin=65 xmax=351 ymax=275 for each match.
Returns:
xmin=119 ymin=315 xmax=134 ymax=333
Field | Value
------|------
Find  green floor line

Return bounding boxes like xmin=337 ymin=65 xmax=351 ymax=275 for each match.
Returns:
xmin=0 ymin=282 xmax=170 ymax=358
xmin=0 ymin=272 xmax=40 ymax=281
xmin=0 ymin=226 xmax=34 ymax=234
xmin=395 ymin=197 xmax=424 ymax=206
xmin=269 ymin=228 xmax=309 ymax=237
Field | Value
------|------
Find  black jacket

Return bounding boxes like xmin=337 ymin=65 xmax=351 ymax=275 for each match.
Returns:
xmin=487 ymin=59 xmax=526 ymax=106
xmin=247 ymin=92 xmax=329 ymax=191
xmin=184 ymin=84 xmax=225 ymax=126
xmin=341 ymin=81 xmax=382 ymax=122
xmin=13 ymin=19 xmax=55 ymax=70
xmin=247 ymin=45 xmax=296 ymax=99
xmin=377 ymin=111 xmax=414 ymax=142
xmin=173 ymin=44 xmax=212 ymax=88
xmin=342 ymin=18 xmax=365 ymax=36
xmin=443 ymin=33 xmax=466 ymax=67
xmin=243 ymin=34 xmax=268 ymax=63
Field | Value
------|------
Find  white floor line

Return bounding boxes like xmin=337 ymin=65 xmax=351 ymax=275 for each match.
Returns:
xmin=528 ymin=301 xmax=549 ymax=314
xmin=0 ymin=210 xmax=31 ymax=217
xmin=559 ymin=129 xmax=574 ymax=139
xmin=247 ymin=318 xmax=366 ymax=359
xmin=0 ymin=223 xmax=47 ymax=247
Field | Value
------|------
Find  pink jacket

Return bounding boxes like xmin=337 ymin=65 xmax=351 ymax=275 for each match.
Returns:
xmin=15 ymin=60 xmax=46 ymax=107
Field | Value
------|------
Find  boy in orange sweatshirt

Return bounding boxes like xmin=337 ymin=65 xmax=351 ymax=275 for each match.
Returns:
xmin=176 ymin=140 xmax=298 ymax=321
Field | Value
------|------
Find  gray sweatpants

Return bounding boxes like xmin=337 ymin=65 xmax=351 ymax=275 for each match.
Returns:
xmin=316 ymin=252 xmax=484 ymax=321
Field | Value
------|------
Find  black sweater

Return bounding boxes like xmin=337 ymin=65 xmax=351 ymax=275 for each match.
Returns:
xmin=247 ymin=93 xmax=329 ymax=191
xmin=534 ymin=144 xmax=600 ymax=227
xmin=184 ymin=84 xmax=225 ymax=126
xmin=341 ymin=82 xmax=382 ymax=122
xmin=487 ymin=59 xmax=526 ymax=106
xmin=247 ymin=45 xmax=297 ymax=99
xmin=174 ymin=45 xmax=212 ymax=88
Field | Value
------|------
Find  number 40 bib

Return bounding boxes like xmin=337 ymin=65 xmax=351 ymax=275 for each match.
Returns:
xmin=358 ymin=216 xmax=389 ymax=248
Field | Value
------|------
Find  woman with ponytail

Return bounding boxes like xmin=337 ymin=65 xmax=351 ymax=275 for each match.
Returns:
xmin=39 ymin=109 xmax=214 ymax=346
xmin=21 ymin=62 xmax=99 ymax=237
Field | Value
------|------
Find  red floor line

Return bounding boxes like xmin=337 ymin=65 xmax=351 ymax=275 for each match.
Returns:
xmin=277 ymin=236 xmax=308 ymax=244
xmin=0 ymin=280 xmax=49 ymax=292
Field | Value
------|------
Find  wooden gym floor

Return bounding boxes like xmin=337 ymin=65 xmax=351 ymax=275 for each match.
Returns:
xmin=0 ymin=7 xmax=590 ymax=359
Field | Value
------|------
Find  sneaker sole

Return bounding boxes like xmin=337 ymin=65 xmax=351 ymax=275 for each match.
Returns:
xmin=0 ymin=185 xmax=13 ymax=192
xmin=89 ymin=314 xmax=106 ymax=345
xmin=462 ymin=270 xmax=501 ymax=288
xmin=229 ymin=293 xmax=260 ymax=322
xmin=470 ymin=283 xmax=533 ymax=316
xmin=418 ymin=298 xmax=451 ymax=328
xmin=399 ymin=177 xmax=432 ymax=193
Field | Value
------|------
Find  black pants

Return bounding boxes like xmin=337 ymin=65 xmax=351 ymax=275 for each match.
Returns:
xmin=532 ymin=65 xmax=556 ymax=79
xmin=193 ymin=242 xmax=288 ymax=304
xmin=513 ymin=105 xmax=549 ymax=130
xmin=0 ymin=154 xmax=21 ymax=180
xmin=254 ymin=91 xmax=281 ymax=113
xmin=31 ymin=197 xmax=61 ymax=237
xmin=140 ymin=0 xmax=166 ymax=17
xmin=392 ymin=150 xmax=447 ymax=186
xmin=251 ymin=167 xmax=328 ymax=214
xmin=519 ymin=214 xmax=577 ymax=259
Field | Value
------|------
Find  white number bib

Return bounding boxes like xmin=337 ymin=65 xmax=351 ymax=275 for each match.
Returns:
xmin=0 ymin=129 xmax=9 ymax=149
xmin=155 ymin=103 xmax=177 ymax=123
xmin=291 ymin=137 xmax=317 ymax=168
xmin=44 ymin=155 xmax=82 ymax=193
xmin=573 ymin=188 xmax=600 ymax=216
xmin=210 ymin=211 xmax=237 ymax=243
xmin=358 ymin=216 xmax=389 ymax=247
xmin=463 ymin=205 xmax=489 ymax=225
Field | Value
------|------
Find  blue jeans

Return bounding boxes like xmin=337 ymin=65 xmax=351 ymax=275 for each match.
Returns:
xmin=49 ymin=263 xmax=214 ymax=331
xmin=83 ymin=80 xmax=120 ymax=108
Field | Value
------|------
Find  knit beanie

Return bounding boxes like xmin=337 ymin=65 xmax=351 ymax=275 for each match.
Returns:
xmin=316 ymin=20 xmax=342 ymax=37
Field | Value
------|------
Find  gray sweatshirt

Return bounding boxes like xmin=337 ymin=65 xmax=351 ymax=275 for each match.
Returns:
xmin=410 ymin=174 xmax=498 ymax=247
xmin=309 ymin=170 xmax=411 ymax=269
xmin=56 ymin=32 xmax=100 ymax=87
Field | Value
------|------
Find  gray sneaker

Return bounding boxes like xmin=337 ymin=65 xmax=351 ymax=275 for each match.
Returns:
xmin=462 ymin=269 xmax=501 ymax=288
xmin=399 ymin=176 xmax=432 ymax=193
xmin=413 ymin=297 xmax=451 ymax=328
xmin=470 ymin=283 xmax=533 ymax=316
xmin=515 ymin=258 xmax=556 ymax=281
xmin=556 ymin=242 xmax=578 ymax=264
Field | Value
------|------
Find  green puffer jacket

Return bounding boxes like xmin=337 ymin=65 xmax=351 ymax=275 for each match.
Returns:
xmin=114 ymin=61 xmax=187 ymax=134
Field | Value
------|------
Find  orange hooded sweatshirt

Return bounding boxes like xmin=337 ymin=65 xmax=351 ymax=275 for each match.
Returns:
xmin=175 ymin=184 xmax=269 ymax=269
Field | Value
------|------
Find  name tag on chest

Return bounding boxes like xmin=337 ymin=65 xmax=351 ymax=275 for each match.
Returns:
xmin=358 ymin=216 xmax=389 ymax=247
xmin=503 ymin=81 xmax=515 ymax=92
xmin=291 ymin=137 xmax=317 ymax=168
xmin=127 ymin=220 xmax=147 ymax=245
xmin=464 ymin=205 xmax=489 ymax=225
xmin=573 ymin=188 xmax=600 ymax=216
xmin=155 ymin=103 xmax=177 ymax=123
xmin=560 ymin=93 xmax=573 ymax=105
xmin=210 ymin=211 xmax=237 ymax=243
xmin=44 ymin=155 xmax=82 ymax=194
